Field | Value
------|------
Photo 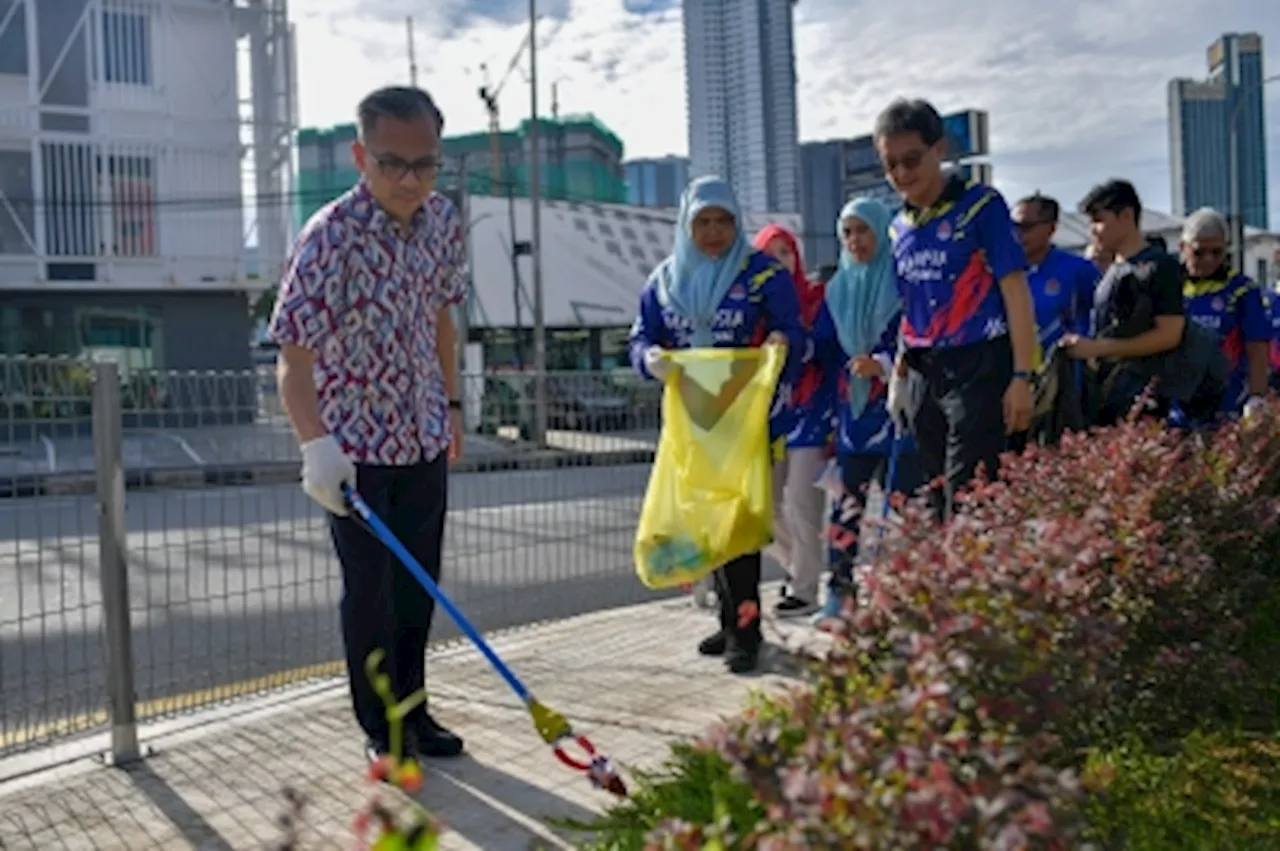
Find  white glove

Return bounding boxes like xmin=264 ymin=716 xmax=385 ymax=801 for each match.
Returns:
xmin=1243 ymin=395 xmax=1265 ymax=421
xmin=300 ymin=435 xmax=356 ymax=516
xmin=887 ymin=366 xmax=925 ymax=431
xmin=644 ymin=346 xmax=673 ymax=380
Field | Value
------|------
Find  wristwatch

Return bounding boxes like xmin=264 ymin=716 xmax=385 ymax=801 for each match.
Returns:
xmin=1011 ymin=369 xmax=1032 ymax=382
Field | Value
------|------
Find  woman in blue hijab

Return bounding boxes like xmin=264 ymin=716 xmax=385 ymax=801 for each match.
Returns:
xmin=810 ymin=197 xmax=925 ymax=624
xmin=628 ymin=175 xmax=804 ymax=674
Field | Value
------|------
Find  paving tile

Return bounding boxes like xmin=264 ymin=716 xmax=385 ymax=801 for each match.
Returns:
xmin=0 ymin=597 xmax=800 ymax=850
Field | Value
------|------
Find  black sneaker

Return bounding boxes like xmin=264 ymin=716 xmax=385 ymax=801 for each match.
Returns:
xmin=697 ymin=630 xmax=728 ymax=657
xmin=409 ymin=714 xmax=465 ymax=759
xmin=774 ymin=595 xmax=817 ymax=618
xmin=725 ymin=638 xmax=760 ymax=675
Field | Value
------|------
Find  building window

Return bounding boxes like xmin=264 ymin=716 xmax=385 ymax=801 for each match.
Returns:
xmin=599 ymin=327 xmax=629 ymax=371
xmin=0 ymin=0 xmax=27 ymax=75
xmin=98 ymin=154 xmax=157 ymax=256
xmin=0 ymin=148 xmax=35 ymax=254
xmin=77 ymin=306 xmax=164 ymax=370
xmin=548 ymin=329 xmax=591 ymax=370
xmin=0 ymin=304 xmax=163 ymax=371
xmin=102 ymin=9 xmax=151 ymax=85
xmin=42 ymin=141 xmax=97 ymax=258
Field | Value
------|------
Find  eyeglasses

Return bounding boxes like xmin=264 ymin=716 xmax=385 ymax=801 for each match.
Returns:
xmin=370 ymin=152 xmax=442 ymax=182
xmin=1014 ymin=219 xmax=1052 ymax=231
xmin=881 ymin=149 xmax=927 ymax=175
xmin=1191 ymin=246 xmax=1224 ymax=259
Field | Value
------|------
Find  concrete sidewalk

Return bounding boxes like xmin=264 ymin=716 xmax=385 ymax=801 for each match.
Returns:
xmin=0 ymin=594 xmax=814 ymax=850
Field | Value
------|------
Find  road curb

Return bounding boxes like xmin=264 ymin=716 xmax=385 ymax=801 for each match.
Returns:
xmin=0 ymin=447 xmax=656 ymax=498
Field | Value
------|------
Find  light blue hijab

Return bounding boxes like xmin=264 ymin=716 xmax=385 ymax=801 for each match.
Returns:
xmin=655 ymin=176 xmax=752 ymax=347
xmin=824 ymin=197 xmax=902 ymax=418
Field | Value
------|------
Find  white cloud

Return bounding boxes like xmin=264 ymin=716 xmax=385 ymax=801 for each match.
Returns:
xmin=294 ymin=0 xmax=1280 ymax=225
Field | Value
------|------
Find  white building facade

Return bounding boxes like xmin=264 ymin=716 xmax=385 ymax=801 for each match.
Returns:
xmin=0 ymin=0 xmax=294 ymax=371
xmin=682 ymin=0 xmax=800 ymax=214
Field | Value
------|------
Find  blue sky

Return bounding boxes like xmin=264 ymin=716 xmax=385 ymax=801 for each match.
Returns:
xmin=294 ymin=0 xmax=1280 ymax=225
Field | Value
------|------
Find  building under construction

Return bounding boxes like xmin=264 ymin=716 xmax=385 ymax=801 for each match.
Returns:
xmin=0 ymin=0 xmax=296 ymax=372
xmin=295 ymin=113 xmax=627 ymax=229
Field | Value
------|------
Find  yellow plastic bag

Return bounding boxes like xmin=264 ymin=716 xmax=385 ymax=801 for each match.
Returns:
xmin=634 ymin=346 xmax=785 ymax=590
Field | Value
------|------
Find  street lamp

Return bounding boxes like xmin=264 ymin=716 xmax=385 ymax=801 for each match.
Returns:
xmin=1228 ymin=72 xmax=1279 ymax=274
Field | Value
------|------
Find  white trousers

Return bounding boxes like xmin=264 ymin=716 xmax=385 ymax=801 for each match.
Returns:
xmin=765 ymin=446 xmax=828 ymax=602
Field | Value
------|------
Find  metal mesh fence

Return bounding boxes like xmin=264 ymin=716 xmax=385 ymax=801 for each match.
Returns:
xmin=0 ymin=357 xmax=104 ymax=751
xmin=0 ymin=355 xmax=666 ymax=762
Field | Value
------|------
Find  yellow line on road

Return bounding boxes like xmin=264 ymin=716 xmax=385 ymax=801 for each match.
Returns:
xmin=1 ymin=660 xmax=346 ymax=750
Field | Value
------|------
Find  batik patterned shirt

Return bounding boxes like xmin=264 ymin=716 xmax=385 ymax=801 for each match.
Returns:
xmin=268 ymin=182 xmax=468 ymax=465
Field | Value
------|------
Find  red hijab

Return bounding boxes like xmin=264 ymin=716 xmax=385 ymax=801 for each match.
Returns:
xmin=752 ymin=224 xmax=824 ymax=327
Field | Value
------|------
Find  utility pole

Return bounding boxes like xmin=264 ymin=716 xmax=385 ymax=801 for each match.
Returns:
xmin=406 ymin=17 xmax=418 ymax=86
xmin=507 ymin=153 xmax=525 ymax=368
xmin=528 ymin=0 xmax=547 ymax=446
xmin=457 ymin=152 xmax=471 ymax=374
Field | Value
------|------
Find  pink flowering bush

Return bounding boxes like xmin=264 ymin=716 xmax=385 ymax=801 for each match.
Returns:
xmin=574 ymin=401 xmax=1280 ymax=850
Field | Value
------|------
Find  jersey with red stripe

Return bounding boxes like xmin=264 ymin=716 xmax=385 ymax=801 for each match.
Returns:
xmin=1270 ymin=294 xmax=1280 ymax=376
xmin=1183 ymin=271 xmax=1270 ymax=412
xmin=890 ymin=176 xmax=1027 ymax=350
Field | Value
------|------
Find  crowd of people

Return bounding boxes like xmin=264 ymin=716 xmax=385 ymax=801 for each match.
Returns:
xmin=629 ymin=96 xmax=1280 ymax=675
xmin=263 ymin=81 xmax=1280 ymax=769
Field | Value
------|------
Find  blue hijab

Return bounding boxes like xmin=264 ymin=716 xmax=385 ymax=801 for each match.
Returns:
xmin=655 ymin=176 xmax=752 ymax=347
xmin=824 ymin=197 xmax=902 ymax=418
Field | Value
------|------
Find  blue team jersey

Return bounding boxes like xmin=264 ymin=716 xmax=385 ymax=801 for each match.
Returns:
xmin=890 ymin=176 xmax=1027 ymax=350
xmin=786 ymin=338 xmax=838 ymax=449
xmin=1027 ymin=247 xmax=1100 ymax=348
xmin=810 ymin=302 xmax=914 ymax=458
xmin=628 ymin=250 xmax=806 ymax=443
xmin=1270 ymin=293 xmax=1280 ymax=379
xmin=1183 ymin=271 xmax=1271 ymax=413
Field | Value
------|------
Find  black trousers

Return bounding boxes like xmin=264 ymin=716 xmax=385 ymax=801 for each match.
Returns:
xmin=907 ymin=336 xmax=1014 ymax=522
xmin=329 ymin=457 xmax=447 ymax=746
xmin=1089 ymin=365 xmax=1222 ymax=428
xmin=827 ymin=450 xmax=925 ymax=590
xmin=712 ymin=552 xmax=762 ymax=647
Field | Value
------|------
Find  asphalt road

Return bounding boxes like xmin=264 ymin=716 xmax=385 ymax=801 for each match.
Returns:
xmin=0 ymin=423 xmax=659 ymax=479
xmin=0 ymin=463 xmax=741 ymax=756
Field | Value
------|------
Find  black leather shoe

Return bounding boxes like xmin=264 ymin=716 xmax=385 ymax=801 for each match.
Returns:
xmin=697 ymin=630 xmax=728 ymax=656
xmin=409 ymin=713 xmax=464 ymax=758
xmin=726 ymin=642 xmax=760 ymax=674
xmin=725 ymin=630 xmax=761 ymax=675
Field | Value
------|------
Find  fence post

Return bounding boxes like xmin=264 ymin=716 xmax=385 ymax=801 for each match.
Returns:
xmin=92 ymin=359 xmax=142 ymax=765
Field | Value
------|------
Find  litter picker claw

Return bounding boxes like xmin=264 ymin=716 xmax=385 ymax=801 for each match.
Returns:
xmin=341 ymin=484 xmax=628 ymax=798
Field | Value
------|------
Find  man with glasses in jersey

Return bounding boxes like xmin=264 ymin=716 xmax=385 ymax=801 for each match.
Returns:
xmin=270 ymin=86 xmax=467 ymax=767
xmin=1013 ymin=193 xmax=1100 ymax=350
xmin=1011 ymin=193 xmax=1099 ymax=443
xmin=874 ymin=98 xmax=1037 ymax=521
xmin=1176 ymin=208 xmax=1271 ymax=420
